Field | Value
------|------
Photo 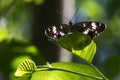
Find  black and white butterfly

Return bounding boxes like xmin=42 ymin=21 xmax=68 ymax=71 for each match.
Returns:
xmin=45 ymin=21 xmax=107 ymax=40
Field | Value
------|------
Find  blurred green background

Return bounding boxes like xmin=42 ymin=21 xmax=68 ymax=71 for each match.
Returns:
xmin=0 ymin=0 xmax=120 ymax=80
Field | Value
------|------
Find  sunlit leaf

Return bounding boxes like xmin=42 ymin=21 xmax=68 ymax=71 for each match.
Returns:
xmin=55 ymin=32 xmax=96 ymax=63
xmin=72 ymin=41 xmax=96 ymax=63
xmin=31 ymin=62 xmax=106 ymax=80
xmin=12 ymin=46 xmax=39 ymax=55
xmin=11 ymin=56 xmax=31 ymax=70
xmin=15 ymin=59 xmax=37 ymax=77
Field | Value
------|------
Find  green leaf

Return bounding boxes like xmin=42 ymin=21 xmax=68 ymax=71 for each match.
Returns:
xmin=56 ymin=32 xmax=92 ymax=51
xmin=11 ymin=56 xmax=31 ymax=70
xmin=72 ymin=41 xmax=96 ymax=63
xmin=15 ymin=74 xmax=31 ymax=80
xmin=15 ymin=59 xmax=37 ymax=77
xmin=55 ymin=32 xmax=96 ymax=63
xmin=31 ymin=62 xmax=107 ymax=80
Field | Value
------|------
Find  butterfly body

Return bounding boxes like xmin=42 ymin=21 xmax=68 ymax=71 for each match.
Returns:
xmin=45 ymin=21 xmax=106 ymax=40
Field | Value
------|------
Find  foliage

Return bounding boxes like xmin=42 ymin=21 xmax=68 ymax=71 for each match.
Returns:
xmin=15 ymin=32 xmax=108 ymax=80
xmin=0 ymin=39 xmax=45 ymax=80
xmin=76 ymin=0 xmax=120 ymax=80
xmin=0 ymin=0 xmax=45 ymax=80
xmin=56 ymin=32 xmax=96 ymax=63
xmin=0 ymin=0 xmax=120 ymax=80
xmin=15 ymin=60 xmax=107 ymax=80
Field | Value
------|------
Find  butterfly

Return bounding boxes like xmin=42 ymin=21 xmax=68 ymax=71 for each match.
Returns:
xmin=45 ymin=21 xmax=107 ymax=40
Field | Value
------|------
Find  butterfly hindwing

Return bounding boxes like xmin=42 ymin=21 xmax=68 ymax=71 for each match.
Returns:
xmin=73 ymin=22 xmax=106 ymax=38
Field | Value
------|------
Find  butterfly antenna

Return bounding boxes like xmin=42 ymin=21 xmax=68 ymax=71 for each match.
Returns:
xmin=70 ymin=8 xmax=79 ymax=23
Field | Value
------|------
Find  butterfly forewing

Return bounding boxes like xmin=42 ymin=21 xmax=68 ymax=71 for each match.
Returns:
xmin=73 ymin=22 xmax=106 ymax=38
xmin=45 ymin=24 xmax=70 ymax=40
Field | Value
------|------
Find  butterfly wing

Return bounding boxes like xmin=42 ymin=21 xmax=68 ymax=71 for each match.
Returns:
xmin=45 ymin=24 xmax=70 ymax=40
xmin=73 ymin=22 xmax=106 ymax=38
